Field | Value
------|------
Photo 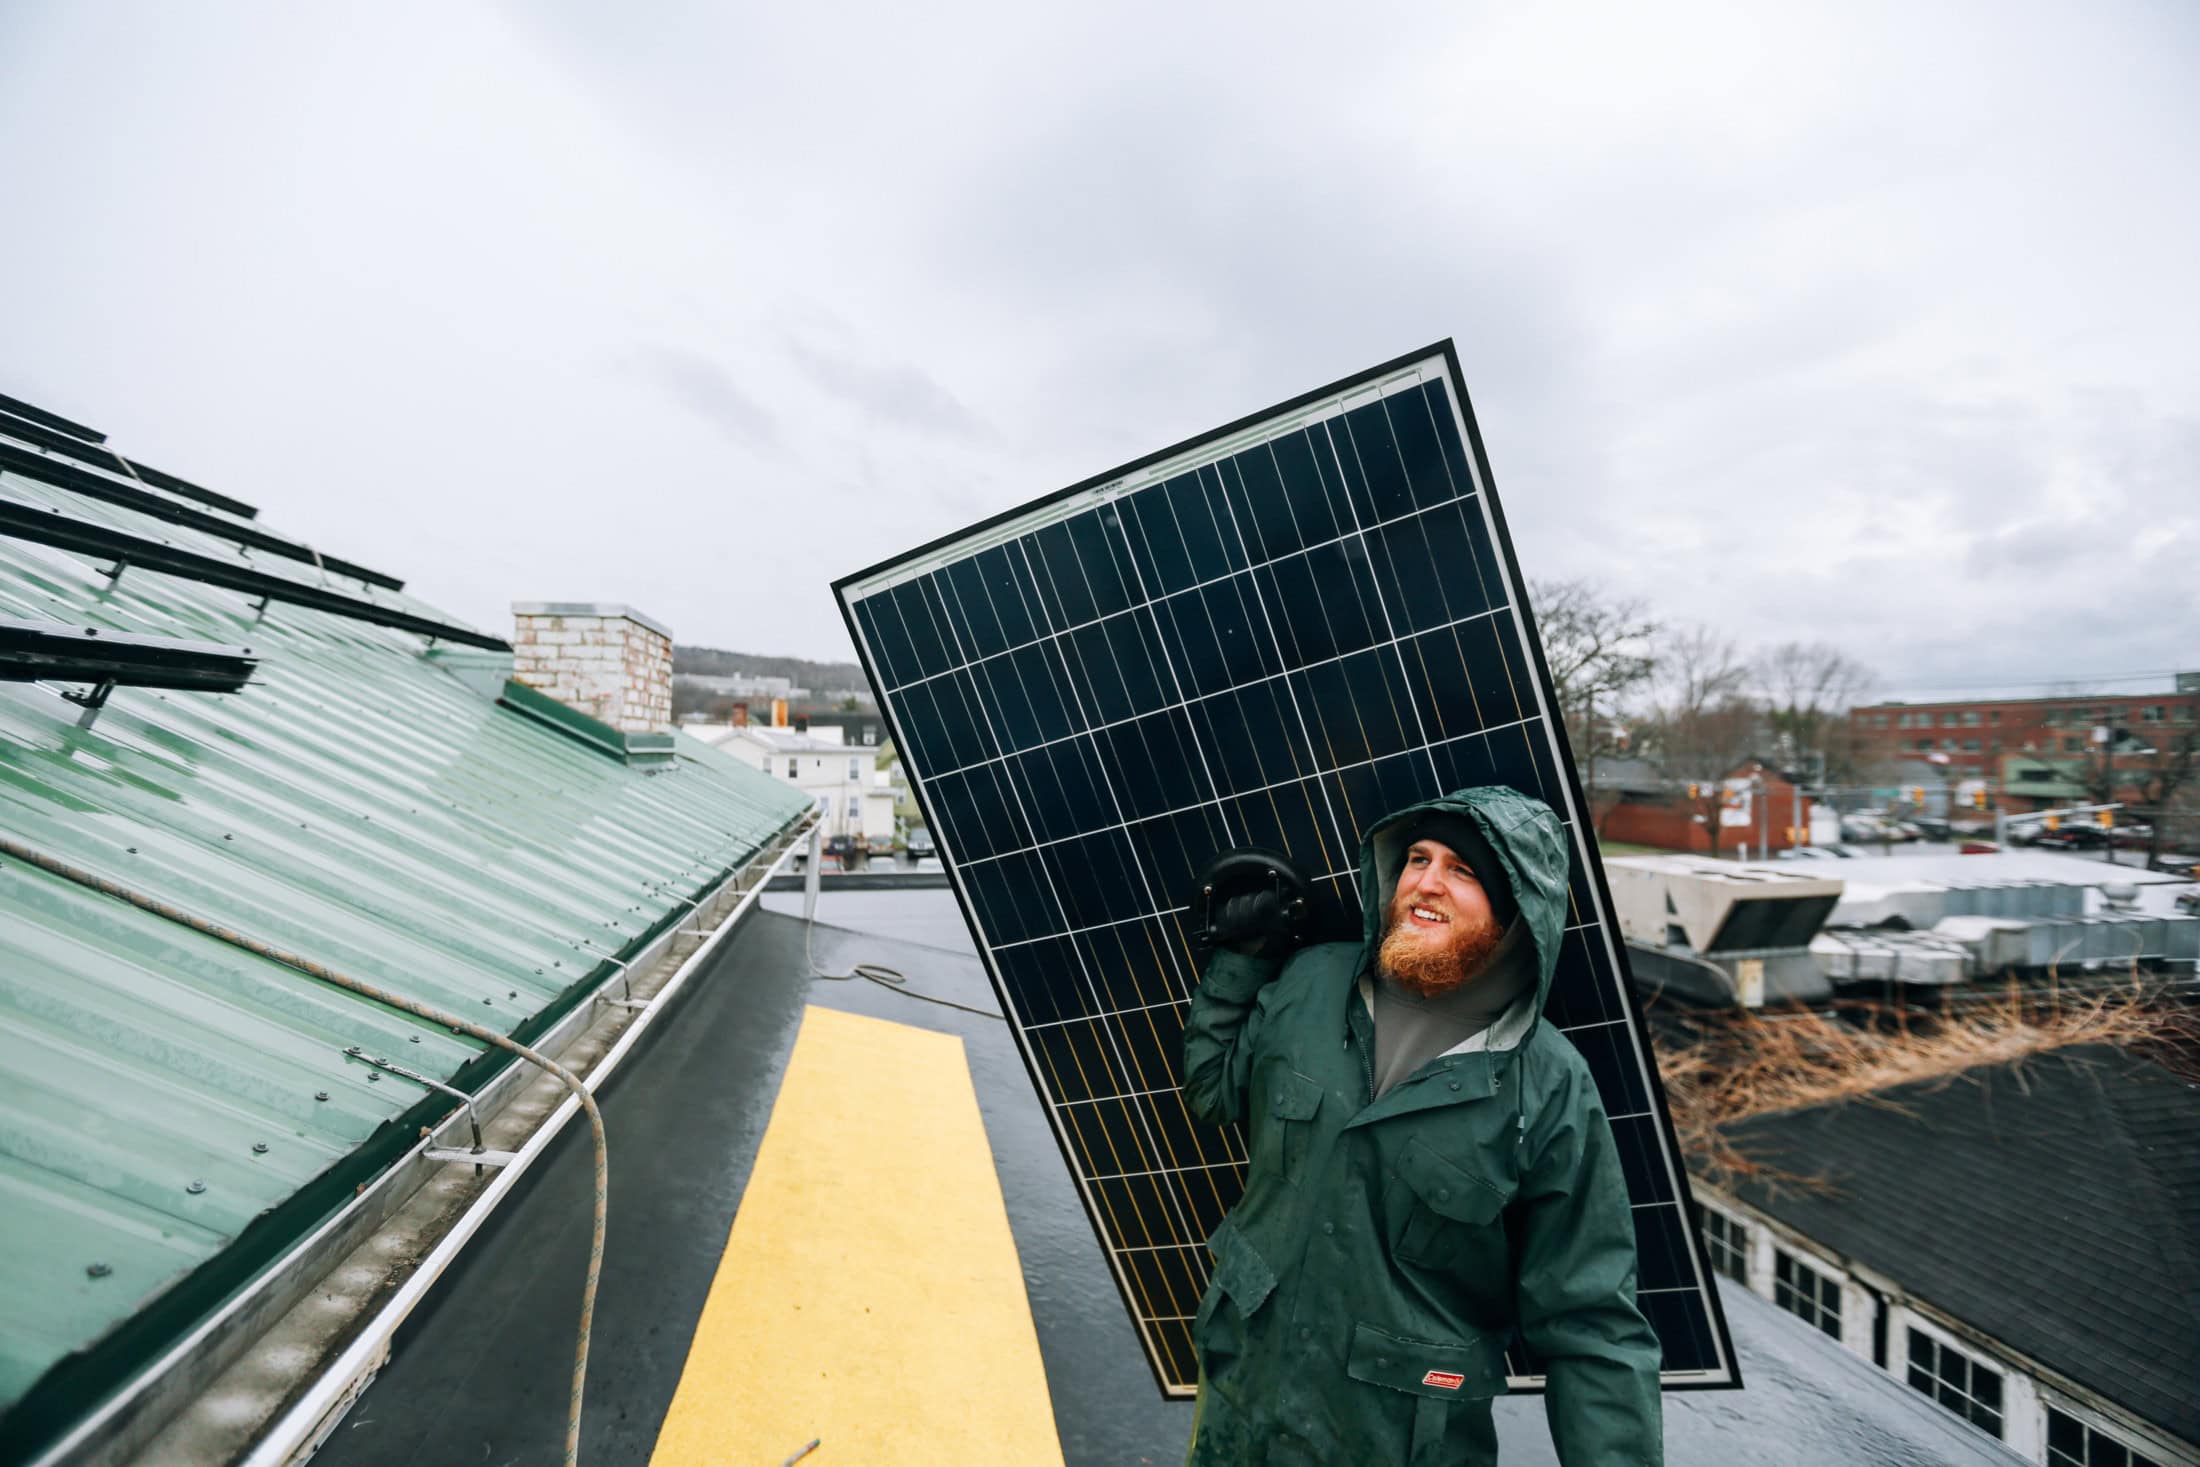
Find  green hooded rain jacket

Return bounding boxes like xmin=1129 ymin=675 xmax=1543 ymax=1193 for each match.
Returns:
xmin=1181 ymin=785 xmax=1663 ymax=1466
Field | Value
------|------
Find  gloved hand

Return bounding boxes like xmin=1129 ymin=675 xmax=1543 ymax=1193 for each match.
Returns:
xmin=1208 ymin=887 xmax=1288 ymax=957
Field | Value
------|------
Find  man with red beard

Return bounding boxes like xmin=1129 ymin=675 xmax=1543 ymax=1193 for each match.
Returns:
xmin=1180 ymin=786 xmax=1662 ymax=1467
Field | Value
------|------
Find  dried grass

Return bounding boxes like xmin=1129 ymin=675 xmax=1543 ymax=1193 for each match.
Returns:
xmin=1652 ymin=973 xmax=2189 ymax=1195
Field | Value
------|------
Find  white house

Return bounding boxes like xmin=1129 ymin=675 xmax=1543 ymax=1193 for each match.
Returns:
xmin=691 ymin=724 xmax=897 ymax=847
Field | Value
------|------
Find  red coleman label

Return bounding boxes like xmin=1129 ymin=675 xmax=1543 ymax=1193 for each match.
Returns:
xmin=1422 ymin=1370 xmax=1466 ymax=1391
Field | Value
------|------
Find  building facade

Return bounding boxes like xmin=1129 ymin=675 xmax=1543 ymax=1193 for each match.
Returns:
xmin=1850 ymin=684 xmax=2199 ymax=804
xmin=1696 ymin=1188 xmax=2195 ymax=1467
xmin=1694 ymin=1044 xmax=2200 ymax=1467
xmin=700 ymin=724 xmax=897 ymax=846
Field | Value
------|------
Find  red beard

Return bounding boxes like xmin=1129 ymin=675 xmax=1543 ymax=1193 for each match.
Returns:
xmin=1377 ymin=891 xmax=1503 ymax=998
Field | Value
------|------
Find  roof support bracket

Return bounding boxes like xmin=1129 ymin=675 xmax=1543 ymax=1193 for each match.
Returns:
xmin=422 ymin=1147 xmax=519 ymax=1169
xmin=60 ymin=678 xmax=116 ymax=729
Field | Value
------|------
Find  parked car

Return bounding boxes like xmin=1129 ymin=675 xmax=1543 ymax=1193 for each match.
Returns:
xmin=2146 ymin=852 xmax=2197 ymax=878
xmin=905 ymin=826 xmax=937 ymax=859
xmin=2108 ymin=823 xmax=2155 ymax=849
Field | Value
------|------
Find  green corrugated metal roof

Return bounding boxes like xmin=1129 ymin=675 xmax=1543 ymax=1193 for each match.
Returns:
xmin=0 ymin=408 xmax=811 ymax=1450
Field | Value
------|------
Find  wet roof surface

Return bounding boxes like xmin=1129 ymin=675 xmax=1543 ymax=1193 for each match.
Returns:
xmin=0 ymin=407 xmax=810 ymax=1445
xmin=325 ymin=887 xmax=2031 ymax=1465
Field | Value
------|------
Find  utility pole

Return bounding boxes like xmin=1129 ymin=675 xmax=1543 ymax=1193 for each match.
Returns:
xmin=1583 ymin=689 xmax=1597 ymax=814
xmin=1755 ymin=767 xmax=1768 ymax=861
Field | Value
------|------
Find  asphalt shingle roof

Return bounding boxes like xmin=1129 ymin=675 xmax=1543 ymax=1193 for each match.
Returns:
xmin=1727 ymin=1044 xmax=2200 ymax=1445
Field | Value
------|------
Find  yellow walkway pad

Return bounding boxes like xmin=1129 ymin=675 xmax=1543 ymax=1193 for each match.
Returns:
xmin=650 ymin=1004 xmax=1065 ymax=1466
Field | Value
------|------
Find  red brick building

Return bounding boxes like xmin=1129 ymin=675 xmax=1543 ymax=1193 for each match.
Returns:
xmin=1849 ymin=678 xmax=2200 ymax=801
xmin=1600 ymin=759 xmax=1815 ymax=856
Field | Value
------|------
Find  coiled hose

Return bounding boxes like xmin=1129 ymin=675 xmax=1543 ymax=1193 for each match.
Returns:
xmin=0 ymin=835 xmax=609 ymax=1467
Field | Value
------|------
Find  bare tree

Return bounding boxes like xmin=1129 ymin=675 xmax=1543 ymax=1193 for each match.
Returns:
xmin=2123 ymin=725 xmax=2199 ymax=866
xmin=1636 ymin=626 xmax=1760 ymax=856
xmin=1528 ymin=578 xmax=1658 ymax=800
xmin=1755 ymin=641 xmax=1876 ymax=784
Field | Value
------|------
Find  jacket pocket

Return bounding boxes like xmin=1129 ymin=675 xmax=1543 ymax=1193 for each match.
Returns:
xmin=1194 ymin=1218 xmax=1277 ymax=1395
xmin=1346 ymin=1321 xmax=1507 ymax=1466
xmin=1393 ymin=1136 xmax=1508 ymax=1269
xmin=1254 ymin=1067 xmax=1324 ymax=1179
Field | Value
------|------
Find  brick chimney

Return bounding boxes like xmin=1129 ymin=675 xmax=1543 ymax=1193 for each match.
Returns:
xmin=510 ymin=603 xmax=673 ymax=733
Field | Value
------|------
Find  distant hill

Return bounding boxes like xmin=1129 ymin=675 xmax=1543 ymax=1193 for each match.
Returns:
xmin=673 ymin=645 xmax=870 ymax=693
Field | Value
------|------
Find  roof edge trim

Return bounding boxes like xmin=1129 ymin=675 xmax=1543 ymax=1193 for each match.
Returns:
xmin=498 ymin=680 xmax=677 ymax=765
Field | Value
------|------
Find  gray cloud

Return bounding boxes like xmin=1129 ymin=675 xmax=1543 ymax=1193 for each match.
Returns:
xmin=783 ymin=337 xmax=986 ymax=439
xmin=625 ymin=345 xmax=780 ymax=453
xmin=0 ymin=0 xmax=2193 ymax=694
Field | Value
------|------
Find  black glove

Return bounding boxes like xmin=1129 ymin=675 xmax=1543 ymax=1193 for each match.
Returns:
xmin=1209 ymin=888 xmax=1287 ymax=957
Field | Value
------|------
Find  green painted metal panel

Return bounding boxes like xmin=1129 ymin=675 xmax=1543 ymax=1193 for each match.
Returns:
xmin=0 ymin=434 xmax=811 ymax=1444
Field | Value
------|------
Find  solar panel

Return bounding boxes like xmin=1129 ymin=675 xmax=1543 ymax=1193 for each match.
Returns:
xmin=834 ymin=342 xmax=1738 ymax=1398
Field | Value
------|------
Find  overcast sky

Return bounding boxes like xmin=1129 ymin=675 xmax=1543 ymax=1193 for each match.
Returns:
xmin=3 ymin=2 xmax=2194 ymax=702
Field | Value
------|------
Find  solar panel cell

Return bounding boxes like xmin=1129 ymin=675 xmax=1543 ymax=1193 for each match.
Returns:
xmin=837 ymin=344 xmax=1738 ymax=1396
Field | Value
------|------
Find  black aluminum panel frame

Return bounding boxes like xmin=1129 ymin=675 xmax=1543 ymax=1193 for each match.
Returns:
xmin=0 ymin=494 xmax=506 ymax=652
xmin=832 ymin=341 xmax=1740 ymax=1399
xmin=0 ymin=391 xmax=106 ymax=445
xmin=0 ymin=441 xmax=402 ymax=591
xmin=0 ymin=407 xmax=256 ymax=519
xmin=0 ymin=616 xmax=258 ymax=691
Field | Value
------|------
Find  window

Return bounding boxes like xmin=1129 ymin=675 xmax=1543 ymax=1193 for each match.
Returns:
xmin=1700 ymin=1209 xmax=1749 ymax=1284
xmin=2177 ymin=705 xmax=2194 ymax=723
xmin=2064 ymin=737 xmax=2085 ymax=754
xmin=1941 ymin=738 xmax=1957 ymax=751
xmin=863 ymin=727 xmax=878 ymax=746
xmin=1906 ymin=1327 xmax=2003 ymax=1438
xmin=1962 ymin=711 xmax=1981 ymax=726
xmin=2142 ymin=705 xmax=2165 ymax=723
xmin=785 ymin=759 xmax=798 ymax=778
xmin=1962 ymin=739 xmax=1981 ymax=753
xmin=1989 ymin=710 xmax=2002 ymax=725
xmin=1942 ymin=712 xmax=1959 ymax=727
xmin=849 ymin=758 xmax=861 ymax=781
xmin=2046 ymin=1406 xmax=2166 ymax=1467
xmin=2046 ymin=709 xmax=2065 ymax=726
xmin=1773 ymin=1250 xmax=1842 ymax=1339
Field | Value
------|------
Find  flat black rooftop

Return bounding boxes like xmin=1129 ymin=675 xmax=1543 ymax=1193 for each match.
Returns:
xmin=313 ymin=889 xmax=2029 ymax=1465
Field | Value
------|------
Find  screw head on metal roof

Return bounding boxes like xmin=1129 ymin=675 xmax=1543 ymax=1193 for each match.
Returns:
xmin=127 ymin=847 xmax=138 ymax=854
xmin=315 ymin=1091 xmax=330 ymax=1102
xmin=186 ymin=1180 xmax=206 ymax=1194
xmin=345 ymin=1045 xmax=362 ymax=1055
xmin=222 ymin=833 xmax=233 ymax=841
xmin=86 ymin=1262 xmax=112 ymax=1278
xmin=409 ymin=1034 xmax=421 ymax=1044
xmin=366 ymin=1073 xmax=379 ymax=1083
xmin=252 ymin=1142 xmax=269 ymax=1154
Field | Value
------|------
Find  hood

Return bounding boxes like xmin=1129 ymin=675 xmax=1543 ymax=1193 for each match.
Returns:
xmin=1357 ymin=784 xmax=1572 ymax=1037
